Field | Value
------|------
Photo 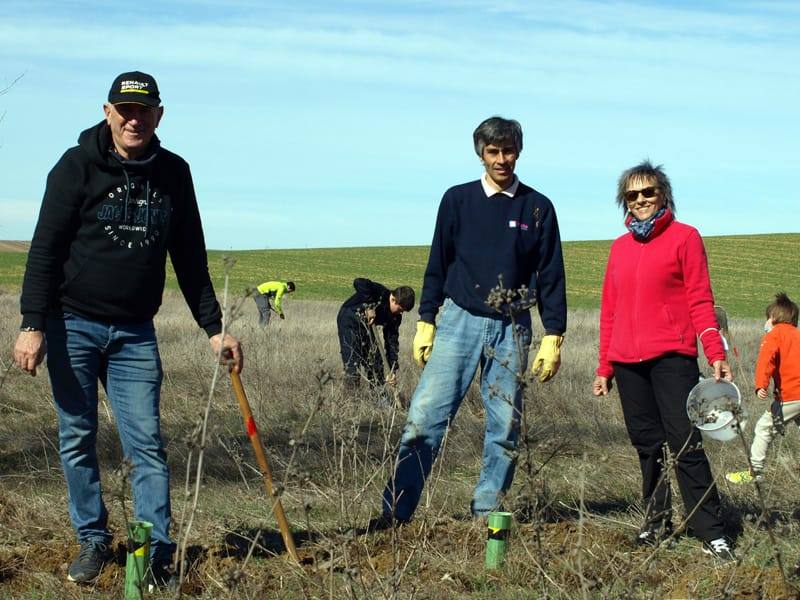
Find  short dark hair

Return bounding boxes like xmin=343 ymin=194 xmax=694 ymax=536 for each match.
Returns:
xmin=616 ymin=160 xmax=675 ymax=215
xmin=286 ymin=281 xmax=296 ymax=292
xmin=766 ymin=292 xmax=798 ymax=326
xmin=391 ymin=286 xmax=415 ymax=311
xmin=473 ymin=116 xmax=523 ymax=157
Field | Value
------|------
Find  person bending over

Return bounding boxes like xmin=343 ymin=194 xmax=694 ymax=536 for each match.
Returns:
xmin=253 ymin=280 xmax=295 ymax=327
xmin=337 ymin=278 xmax=414 ymax=390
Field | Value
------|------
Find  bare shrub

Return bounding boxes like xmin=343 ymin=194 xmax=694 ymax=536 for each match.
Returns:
xmin=2 ymin=289 xmax=799 ymax=598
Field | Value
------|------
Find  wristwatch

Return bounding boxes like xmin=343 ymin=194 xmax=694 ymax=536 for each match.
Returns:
xmin=20 ymin=326 xmax=40 ymax=332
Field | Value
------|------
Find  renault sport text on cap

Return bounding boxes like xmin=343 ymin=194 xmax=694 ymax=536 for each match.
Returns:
xmin=108 ymin=71 xmax=161 ymax=107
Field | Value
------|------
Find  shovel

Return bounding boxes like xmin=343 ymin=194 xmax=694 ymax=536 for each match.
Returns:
xmin=230 ymin=371 xmax=299 ymax=562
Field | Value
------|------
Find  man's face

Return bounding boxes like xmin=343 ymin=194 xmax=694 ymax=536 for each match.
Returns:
xmin=389 ymin=294 xmax=405 ymax=315
xmin=481 ymin=142 xmax=518 ymax=190
xmin=103 ymin=102 xmax=163 ymax=160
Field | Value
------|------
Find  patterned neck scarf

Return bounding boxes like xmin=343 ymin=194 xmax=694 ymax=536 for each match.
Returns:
xmin=627 ymin=207 xmax=667 ymax=240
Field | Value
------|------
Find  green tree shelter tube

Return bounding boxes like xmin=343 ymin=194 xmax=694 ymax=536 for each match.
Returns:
xmin=125 ymin=520 xmax=153 ymax=599
xmin=485 ymin=511 xmax=512 ymax=569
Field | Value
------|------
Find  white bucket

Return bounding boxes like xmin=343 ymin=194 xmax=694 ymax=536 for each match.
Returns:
xmin=686 ymin=379 xmax=746 ymax=442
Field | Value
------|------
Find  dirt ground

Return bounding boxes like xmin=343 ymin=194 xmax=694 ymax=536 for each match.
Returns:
xmin=3 ymin=295 xmax=800 ymax=598
xmin=1 ymin=511 xmax=797 ymax=599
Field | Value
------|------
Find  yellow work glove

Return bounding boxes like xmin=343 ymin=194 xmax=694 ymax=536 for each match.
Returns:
xmin=412 ymin=321 xmax=436 ymax=368
xmin=531 ymin=335 xmax=564 ymax=383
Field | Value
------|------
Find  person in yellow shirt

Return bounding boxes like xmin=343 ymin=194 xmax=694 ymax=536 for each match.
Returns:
xmin=253 ymin=281 xmax=295 ymax=327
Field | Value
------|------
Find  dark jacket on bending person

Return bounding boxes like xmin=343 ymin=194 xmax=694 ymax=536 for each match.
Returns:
xmin=338 ymin=278 xmax=401 ymax=370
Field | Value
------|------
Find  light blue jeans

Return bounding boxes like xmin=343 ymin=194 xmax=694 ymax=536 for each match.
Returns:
xmin=382 ymin=299 xmax=531 ymax=520
xmin=46 ymin=313 xmax=174 ymax=562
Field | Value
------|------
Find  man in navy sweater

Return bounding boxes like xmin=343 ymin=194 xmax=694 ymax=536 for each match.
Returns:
xmin=376 ymin=116 xmax=567 ymax=526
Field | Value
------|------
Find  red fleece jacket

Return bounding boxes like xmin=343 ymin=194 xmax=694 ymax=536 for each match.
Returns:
xmin=755 ymin=323 xmax=800 ymax=402
xmin=596 ymin=210 xmax=725 ymax=378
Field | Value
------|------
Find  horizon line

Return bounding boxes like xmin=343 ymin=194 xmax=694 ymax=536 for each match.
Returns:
xmin=1 ymin=231 xmax=797 ymax=253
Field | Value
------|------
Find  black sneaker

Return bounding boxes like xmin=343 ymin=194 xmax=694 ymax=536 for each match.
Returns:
xmin=67 ymin=540 xmax=111 ymax=583
xmin=148 ymin=560 xmax=179 ymax=592
xmin=365 ymin=514 xmax=406 ymax=533
xmin=702 ymin=537 xmax=737 ymax=563
xmin=635 ymin=521 xmax=673 ymax=547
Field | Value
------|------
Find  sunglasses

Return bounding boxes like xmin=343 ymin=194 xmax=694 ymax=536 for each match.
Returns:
xmin=624 ymin=186 xmax=659 ymax=203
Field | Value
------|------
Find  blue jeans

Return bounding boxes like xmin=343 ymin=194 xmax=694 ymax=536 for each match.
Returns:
xmin=382 ymin=299 xmax=531 ymax=520
xmin=46 ymin=313 xmax=174 ymax=562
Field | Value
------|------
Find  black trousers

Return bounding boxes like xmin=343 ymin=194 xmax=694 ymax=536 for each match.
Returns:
xmin=336 ymin=309 xmax=383 ymax=385
xmin=614 ymin=353 xmax=724 ymax=542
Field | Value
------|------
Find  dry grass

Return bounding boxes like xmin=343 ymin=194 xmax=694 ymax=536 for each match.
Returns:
xmin=2 ymin=290 xmax=800 ymax=599
xmin=0 ymin=242 xmax=29 ymax=253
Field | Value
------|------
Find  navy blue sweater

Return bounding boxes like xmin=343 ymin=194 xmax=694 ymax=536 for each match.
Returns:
xmin=419 ymin=179 xmax=567 ymax=335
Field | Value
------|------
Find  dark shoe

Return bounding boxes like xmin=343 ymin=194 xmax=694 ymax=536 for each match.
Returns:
xmin=702 ymin=537 xmax=737 ymax=563
xmin=635 ymin=521 xmax=673 ymax=547
xmin=67 ymin=540 xmax=111 ymax=583
xmin=366 ymin=514 xmax=406 ymax=533
xmin=148 ymin=560 xmax=179 ymax=592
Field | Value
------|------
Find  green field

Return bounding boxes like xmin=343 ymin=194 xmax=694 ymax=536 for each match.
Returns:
xmin=1 ymin=233 xmax=798 ymax=317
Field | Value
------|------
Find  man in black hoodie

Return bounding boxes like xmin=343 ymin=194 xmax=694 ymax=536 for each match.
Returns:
xmin=12 ymin=71 xmax=242 ymax=586
xmin=337 ymin=278 xmax=415 ymax=390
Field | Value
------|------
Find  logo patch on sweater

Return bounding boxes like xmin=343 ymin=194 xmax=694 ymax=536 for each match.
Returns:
xmin=97 ymin=182 xmax=168 ymax=249
xmin=508 ymin=220 xmax=517 ymax=228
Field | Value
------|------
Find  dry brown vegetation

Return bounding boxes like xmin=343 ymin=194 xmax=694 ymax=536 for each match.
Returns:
xmin=2 ymin=289 xmax=800 ymax=599
xmin=0 ymin=241 xmax=29 ymax=253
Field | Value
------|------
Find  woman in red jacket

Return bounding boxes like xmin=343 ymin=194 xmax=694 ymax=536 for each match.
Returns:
xmin=592 ymin=161 xmax=735 ymax=561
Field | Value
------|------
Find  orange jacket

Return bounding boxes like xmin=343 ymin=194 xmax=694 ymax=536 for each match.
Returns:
xmin=755 ymin=323 xmax=800 ymax=402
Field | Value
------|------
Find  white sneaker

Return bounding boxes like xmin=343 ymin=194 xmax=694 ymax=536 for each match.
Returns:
xmin=702 ymin=537 xmax=736 ymax=562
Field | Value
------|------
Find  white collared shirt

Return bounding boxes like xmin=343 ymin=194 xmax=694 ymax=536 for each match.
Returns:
xmin=481 ymin=173 xmax=519 ymax=198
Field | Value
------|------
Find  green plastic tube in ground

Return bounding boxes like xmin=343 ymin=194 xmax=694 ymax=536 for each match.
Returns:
xmin=485 ymin=511 xmax=512 ymax=569
xmin=125 ymin=520 xmax=153 ymax=600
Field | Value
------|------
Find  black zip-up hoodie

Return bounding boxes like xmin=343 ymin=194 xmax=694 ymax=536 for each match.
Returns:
xmin=20 ymin=121 xmax=222 ymax=336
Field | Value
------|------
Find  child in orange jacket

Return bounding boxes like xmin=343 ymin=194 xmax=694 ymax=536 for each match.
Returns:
xmin=727 ymin=292 xmax=800 ymax=484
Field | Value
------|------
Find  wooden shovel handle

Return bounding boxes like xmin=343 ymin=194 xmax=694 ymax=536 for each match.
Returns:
xmin=230 ymin=371 xmax=299 ymax=562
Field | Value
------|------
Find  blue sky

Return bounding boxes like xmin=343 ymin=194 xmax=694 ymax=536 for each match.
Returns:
xmin=1 ymin=1 xmax=797 ymax=249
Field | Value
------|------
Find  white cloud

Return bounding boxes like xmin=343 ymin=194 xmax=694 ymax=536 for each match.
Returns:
xmin=2 ymin=1 xmax=797 ymax=248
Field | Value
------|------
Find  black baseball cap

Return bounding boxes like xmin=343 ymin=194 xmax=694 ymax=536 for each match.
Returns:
xmin=108 ymin=71 xmax=161 ymax=107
